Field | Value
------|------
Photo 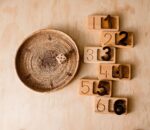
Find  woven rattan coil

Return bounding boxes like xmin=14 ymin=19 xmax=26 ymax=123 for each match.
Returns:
xmin=15 ymin=29 xmax=79 ymax=92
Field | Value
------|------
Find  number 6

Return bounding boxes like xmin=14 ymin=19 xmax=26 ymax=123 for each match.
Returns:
xmin=97 ymin=99 xmax=105 ymax=112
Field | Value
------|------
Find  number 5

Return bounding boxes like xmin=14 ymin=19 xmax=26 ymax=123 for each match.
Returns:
xmin=81 ymin=81 xmax=90 ymax=94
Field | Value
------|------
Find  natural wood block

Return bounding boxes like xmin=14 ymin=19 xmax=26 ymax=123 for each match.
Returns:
xmin=98 ymin=64 xmax=131 ymax=80
xmin=88 ymin=15 xmax=119 ymax=31
xmin=95 ymin=96 xmax=128 ymax=115
xmin=80 ymin=78 xmax=112 ymax=97
xmin=84 ymin=46 xmax=116 ymax=63
xmin=100 ymin=31 xmax=134 ymax=48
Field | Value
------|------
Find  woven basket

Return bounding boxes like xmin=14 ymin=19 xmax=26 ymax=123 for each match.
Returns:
xmin=15 ymin=29 xmax=79 ymax=92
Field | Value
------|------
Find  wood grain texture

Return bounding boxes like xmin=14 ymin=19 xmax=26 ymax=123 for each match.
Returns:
xmin=0 ymin=0 xmax=149 ymax=130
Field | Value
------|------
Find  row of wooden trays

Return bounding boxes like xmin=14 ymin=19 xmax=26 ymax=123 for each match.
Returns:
xmin=79 ymin=14 xmax=134 ymax=115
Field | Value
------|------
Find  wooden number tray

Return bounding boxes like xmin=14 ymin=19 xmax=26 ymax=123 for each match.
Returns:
xmin=15 ymin=29 xmax=79 ymax=92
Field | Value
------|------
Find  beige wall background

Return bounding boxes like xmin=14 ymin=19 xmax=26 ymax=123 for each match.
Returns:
xmin=0 ymin=0 xmax=149 ymax=130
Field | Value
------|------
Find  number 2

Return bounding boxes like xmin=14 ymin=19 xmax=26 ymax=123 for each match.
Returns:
xmin=117 ymin=31 xmax=128 ymax=46
xmin=103 ymin=33 xmax=112 ymax=45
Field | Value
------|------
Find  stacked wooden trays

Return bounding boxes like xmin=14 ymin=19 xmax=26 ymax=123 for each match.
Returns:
xmin=15 ymin=29 xmax=79 ymax=92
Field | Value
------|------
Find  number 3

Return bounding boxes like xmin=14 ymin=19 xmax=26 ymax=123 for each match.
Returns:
xmin=101 ymin=46 xmax=111 ymax=61
xmin=86 ymin=49 xmax=94 ymax=61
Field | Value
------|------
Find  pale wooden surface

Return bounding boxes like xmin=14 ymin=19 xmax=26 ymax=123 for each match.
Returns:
xmin=0 ymin=0 xmax=149 ymax=130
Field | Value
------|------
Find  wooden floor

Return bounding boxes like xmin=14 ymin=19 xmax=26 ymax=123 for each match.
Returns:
xmin=0 ymin=0 xmax=149 ymax=130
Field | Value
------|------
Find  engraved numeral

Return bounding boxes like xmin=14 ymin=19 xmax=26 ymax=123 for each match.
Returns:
xmin=81 ymin=80 xmax=90 ymax=94
xmin=97 ymin=99 xmax=105 ymax=112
